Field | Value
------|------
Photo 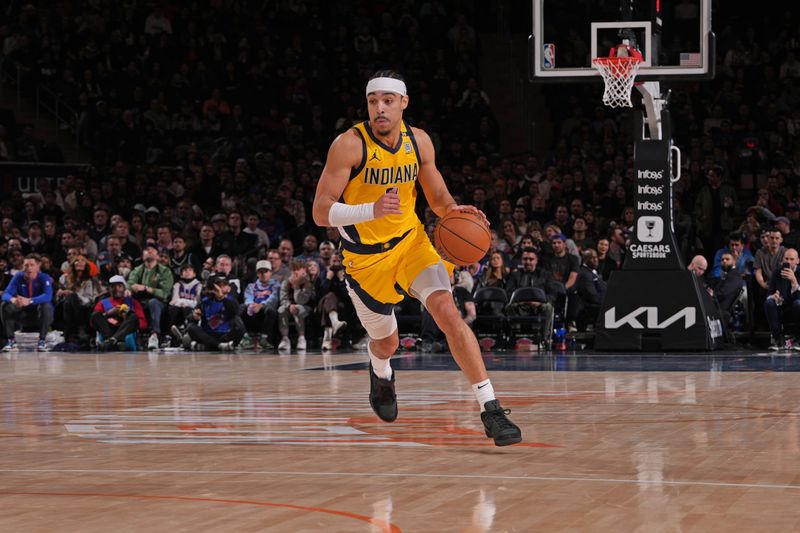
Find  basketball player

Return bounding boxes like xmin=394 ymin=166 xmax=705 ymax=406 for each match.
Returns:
xmin=312 ymin=70 xmax=521 ymax=446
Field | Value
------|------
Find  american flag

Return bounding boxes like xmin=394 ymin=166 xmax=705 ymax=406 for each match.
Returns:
xmin=679 ymin=52 xmax=702 ymax=67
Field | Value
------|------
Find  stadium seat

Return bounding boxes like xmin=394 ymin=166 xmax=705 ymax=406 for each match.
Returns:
xmin=506 ymin=287 xmax=550 ymax=349
xmin=473 ymin=286 xmax=508 ymax=349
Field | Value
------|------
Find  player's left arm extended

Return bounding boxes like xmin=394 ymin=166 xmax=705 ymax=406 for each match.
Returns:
xmin=415 ymin=128 xmax=489 ymax=226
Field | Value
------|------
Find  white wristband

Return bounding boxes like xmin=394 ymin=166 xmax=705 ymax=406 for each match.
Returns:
xmin=328 ymin=201 xmax=375 ymax=226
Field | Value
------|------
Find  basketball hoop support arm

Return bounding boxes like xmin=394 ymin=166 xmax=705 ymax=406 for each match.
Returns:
xmin=635 ymin=81 xmax=664 ymax=140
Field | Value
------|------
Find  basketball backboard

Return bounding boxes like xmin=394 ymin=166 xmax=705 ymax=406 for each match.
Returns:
xmin=529 ymin=0 xmax=714 ymax=82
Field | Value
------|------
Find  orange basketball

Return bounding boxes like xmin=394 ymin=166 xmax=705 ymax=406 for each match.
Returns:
xmin=433 ymin=210 xmax=491 ymax=266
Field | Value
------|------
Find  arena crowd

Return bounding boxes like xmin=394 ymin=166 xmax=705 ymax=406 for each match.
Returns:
xmin=1 ymin=1 xmax=799 ymax=351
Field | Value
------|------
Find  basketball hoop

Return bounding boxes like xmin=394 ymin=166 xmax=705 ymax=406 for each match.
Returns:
xmin=592 ymin=56 xmax=642 ymax=108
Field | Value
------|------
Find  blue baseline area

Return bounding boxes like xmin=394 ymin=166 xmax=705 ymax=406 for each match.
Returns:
xmin=310 ymin=351 xmax=800 ymax=372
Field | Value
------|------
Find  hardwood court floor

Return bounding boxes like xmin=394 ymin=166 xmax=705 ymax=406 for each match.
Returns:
xmin=1 ymin=349 xmax=800 ymax=532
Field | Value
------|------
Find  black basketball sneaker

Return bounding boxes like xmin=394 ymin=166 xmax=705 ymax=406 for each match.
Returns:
xmin=368 ymin=362 xmax=398 ymax=422
xmin=481 ymin=400 xmax=522 ymax=446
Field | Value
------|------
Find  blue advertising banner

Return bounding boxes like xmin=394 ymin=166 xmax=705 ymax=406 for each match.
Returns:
xmin=0 ymin=162 xmax=89 ymax=197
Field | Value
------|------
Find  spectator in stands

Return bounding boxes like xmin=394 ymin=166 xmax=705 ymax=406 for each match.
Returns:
xmin=114 ymin=253 xmax=133 ymax=280
xmin=97 ymin=235 xmax=123 ymax=283
xmin=317 ymin=253 xmax=351 ymax=351
xmin=511 ymin=205 xmax=529 ymax=236
xmin=694 ymin=165 xmax=738 ymax=254
xmin=324 ymin=227 xmax=341 ymax=248
xmin=15 ymin=125 xmax=45 ymax=162
xmin=127 ymin=245 xmax=174 ymax=350
xmin=496 ymin=219 xmax=521 ymax=256
xmin=169 ymin=236 xmax=198 ymax=278
xmin=544 ymin=223 xmax=580 ymax=259
xmin=41 ymin=218 xmax=61 ymax=260
xmin=278 ymin=238 xmax=295 ymax=265
xmin=40 ymin=254 xmax=60 ymax=281
xmin=155 ymin=223 xmax=173 ymax=253
xmin=129 ymin=214 xmax=147 ymax=248
xmin=571 ymin=217 xmax=596 ymax=253
xmin=547 ymin=234 xmax=579 ymax=291
xmin=207 ymin=213 xmax=230 ymax=250
xmin=266 ymin=248 xmax=290 ymax=283
xmin=607 ymin=226 xmax=627 ymax=268
xmin=208 ymin=255 xmax=241 ymax=299
xmin=277 ymin=259 xmax=315 ymax=352
xmin=575 ymin=249 xmax=608 ymax=331
xmin=505 ymin=248 xmax=563 ymax=347
xmin=711 ymin=232 xmax=754 ymax=278
xmin=182 ymin=277 xmax=244 ymax=351
xmin=0 ymin=257 xmax=11 ymax=292
xmin=478 ymin=251 xmax=510 ymax=290
xmin=90 ymin=206 xmax=111 ymax=244
xmin=91 ymin=275 xmax=147 ymax=352
xmin=144 ymin=206 xmax=161 ymax=229
xmin=1 ymin=253 xmax=54 ymax=351
xmin=764 ymin=248 xmax=800 ymax=350
xmin=317 ymin=240 xmax=336 ymax=270
xmin=419 ymin=270 xmax=476 ymax=353
xmin=754 ymin=230 xmax=785 ymax=296
xmin=243 ymin=212 xmax=269 ymax=256
xmin=509 ymin=235 xmax=536 ymax=269
xmin=112 ymin=220 xmax=142 ymax=259
xmin=242 ymin=260 xmax=280 ymax=350
xmin=190 ymin=224 xmax=223 ymax=266
xmin=199 ymin=257 xmax=215 ymax=283
xmin=688 ymin=255 xmax=709 ymax=277
xmin=56 ymin=254 xmax=102 ymax=344
xmin=548 ymin=233 xmax=581 ymax=331
xmin=774 ymin=216 xmax=800 ymax=250
xmin=24 ymin=221 xmax=45 ymax=254
xmin=595 ymin=237 xmax=618 ymax=281
xmin=73 ymin=222 xmax=98 ymax=259
xmin=225 ymin=210 xmax=258 ymax=265
xmin=708 ymin=251 xmax=745 ymax=333
xmin=277 ymin=185 xmax=305 ymax=228
xmin=166 ymin=264 xmax=202 ymax=342
xmin=296 ymin=234 xmax=320 ymax=264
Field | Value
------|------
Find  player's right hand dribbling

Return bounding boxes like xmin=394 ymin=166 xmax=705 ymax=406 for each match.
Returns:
xmin=373 ymin=188 xmax=402 ymax=218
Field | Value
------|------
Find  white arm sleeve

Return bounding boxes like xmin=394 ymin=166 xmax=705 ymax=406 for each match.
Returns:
xmin=327 ymin=201 xmax=375 ymax=226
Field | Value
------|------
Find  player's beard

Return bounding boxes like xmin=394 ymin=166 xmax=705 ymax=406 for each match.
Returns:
xmin=372 ymin=118 xmax=392 ymax=136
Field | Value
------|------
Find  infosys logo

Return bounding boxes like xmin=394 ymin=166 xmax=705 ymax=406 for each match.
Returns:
xmin=638 ymin=184 xmax=663 ymax=195
xmin=637 ymin=200 xmax=664 ymax=211
xmin=637 ymin=169 xmax=664 ymax=180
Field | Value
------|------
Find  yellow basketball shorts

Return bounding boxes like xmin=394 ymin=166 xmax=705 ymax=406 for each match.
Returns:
xmin=342 ymin=225 xmax=455 ymax=317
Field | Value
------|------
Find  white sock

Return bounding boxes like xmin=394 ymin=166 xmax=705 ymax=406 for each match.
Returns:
xmin=472 ymin=379 xmax=496 ymax=412
xmin=329 ymin=311 xmax=339 ymax=325
xmin=368 ymin=342 xmax=392 ymax=379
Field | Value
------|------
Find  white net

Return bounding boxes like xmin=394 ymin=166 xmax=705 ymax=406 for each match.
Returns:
xmin=592 ymin=57 xmax=642 ymax=108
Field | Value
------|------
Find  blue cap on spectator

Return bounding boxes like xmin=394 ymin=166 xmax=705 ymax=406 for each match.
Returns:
xmin=551 ymin=233 xmax=567 ymax=241
xmin=775 ymin=216 xmax=790 ymax=226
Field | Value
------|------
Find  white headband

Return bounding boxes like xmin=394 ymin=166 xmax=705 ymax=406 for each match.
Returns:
xmin=366 ymin=77 xmax=407 ymax=96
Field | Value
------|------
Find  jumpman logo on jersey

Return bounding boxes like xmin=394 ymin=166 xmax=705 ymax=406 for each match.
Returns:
xmin=369 ymin=149 xmax=381 ymax=162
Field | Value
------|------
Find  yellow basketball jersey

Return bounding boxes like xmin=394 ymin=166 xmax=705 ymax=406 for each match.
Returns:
xmin=340 ymin=120 xmax=421 ymax=245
